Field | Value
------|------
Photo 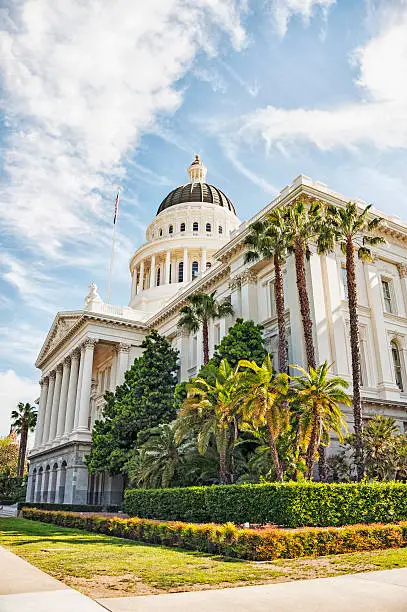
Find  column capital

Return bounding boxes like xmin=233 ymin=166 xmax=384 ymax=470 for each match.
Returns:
xmin=240 ymin=269 xmax=257 ymax=285
xmin=56 ymin=363 xmax=63 ymax=374
xmin=229 ymin=274 xmax=242 ymax=290
xmin=71 ymin=347 xmax=81 ymax=360
xmin=83 ymin=337 xmax=98 ymax=349
xmin=48 ymin=370 xmax=56 ymax=380
xmin=118 ymin=342 xmax=131 ymax=353
xmin=64 ymin=355 xmax=72 ymax=366
xmin=40 ymin=377 xmax=48 ymax=387
xmin=398 ymin=263 xmax=407 ymax=278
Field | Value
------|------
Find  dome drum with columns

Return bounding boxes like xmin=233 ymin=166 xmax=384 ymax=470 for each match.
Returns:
xmin=129 ymin=156 xmax=240 ymax=313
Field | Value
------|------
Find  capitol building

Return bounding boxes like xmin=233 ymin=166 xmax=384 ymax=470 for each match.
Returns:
xmin=27 ymin=155 xmax=407 ymax=505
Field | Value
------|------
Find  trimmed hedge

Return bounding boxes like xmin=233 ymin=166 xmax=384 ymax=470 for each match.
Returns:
xmin=18 ymin=502 xmax=121 ymax=513
xmin=21 ymin=507 xmax=407 ymax=561
xmin=124 ymin=482 xmax=407 ymax=527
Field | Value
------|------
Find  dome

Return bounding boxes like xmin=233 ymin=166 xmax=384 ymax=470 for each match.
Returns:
xmin=156 ymin=154 xmax=236 ymax=216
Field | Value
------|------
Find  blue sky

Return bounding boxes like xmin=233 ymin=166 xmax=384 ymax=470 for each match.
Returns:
xmin=1 ymin=0 xmax=407 ymax=435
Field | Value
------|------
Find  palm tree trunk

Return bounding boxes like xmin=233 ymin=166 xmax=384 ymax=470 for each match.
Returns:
xmin=294 ymin=241 xmax=316 ymax=369
xmin=274 ymin=251 xmax=287 ymax=373
xmin=202 ymin=318 xmax=210 ymax=365
xmin=305 ymin=416 xmax=319 ymax=479
xmin=346 ymin=237 xmax=364 ymax=480
xmin=219 ymin=448 xmax=231 ymax=484
xmin=265 ymin=410 xmax=283 ymax=482
xmin=318 ymin=446 xmax=327 ymax=482
xmin=17 ymin=426 xmax=28 ymax=477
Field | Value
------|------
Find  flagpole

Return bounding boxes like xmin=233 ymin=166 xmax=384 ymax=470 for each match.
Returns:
xmin=106 ymin=186 xmax=120 ymax=304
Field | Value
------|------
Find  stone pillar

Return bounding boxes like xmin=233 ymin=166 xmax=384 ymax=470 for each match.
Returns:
xmin=25 ymin=468 xmax=34 ymax=502
xmin=150 ymin=254 xmax=156 ymax=288
xmin=34 ymin=378 xmax=48 ymax=449
xmin=324 ymin=253 xmax=348 ymax=377
xmin=397 ymin=263 xmax=407 ymax=316
xmin=55 ymin=356 xmax=71 ymax=443
xmin=285 ymin=255 xmax=306 ymax=368
xmin=165 ymin=250 xmax=171 ymax=285
xmin=64 ymin=348 xmax=80 ymax=439
xmin=176 ymin=330 xmax=189 ymax=381
xmin=229 ymin=275 xmax=242 ymax=319
xmin=116 ymin=343 xmax=131 ymax=385
xmin=48 ymin=364 xmax=63 ymax=445
xmin=201 ymin=247 xmax=207 ymax=274
xmin=184 ymin=248 xmax=189 ymax=282
xmin=308 ymin=252 xmax=331 ymax=365
xmin=130 ymin=268 xmax=138 ymax=299
xmin=73 ymin=345 xmax=85 ymax=430
xmin=138 ymin=260 xmax=145 ymax=294
xmin=240 ymin=270 xmax=258 ymax=321
xmin=41 ymin=371 xmax=55 ymax=446
xmin=76 ymin=338 xmax=97 ymax=434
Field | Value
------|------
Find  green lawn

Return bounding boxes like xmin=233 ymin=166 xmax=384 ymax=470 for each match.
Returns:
xmin=2 ymin=518 xmax=407 ymax=599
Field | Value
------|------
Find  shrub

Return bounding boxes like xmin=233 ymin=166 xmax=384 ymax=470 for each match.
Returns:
xmin=0 ymin=475 xmax=26 ymax=503
xmin=18 ymin=502 xmax=121 ymax=513
xmin=123 ymin=482 xmax=407 ymax=527
xmin=21 ymin=507 xmax=407 ymax=561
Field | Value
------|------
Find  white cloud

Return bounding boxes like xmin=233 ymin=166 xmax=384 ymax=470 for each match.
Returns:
xmin=224 ymin=3 xmax=407 ymax=153
xmin=0 ymin=370 xmax=39 ymax=437
xmin=0 ymin=323 xmax=45 ymax=367
xmin=267 ymin=0 xmax=335 ymax=37
xmin=0 ymin=1 xmax=247 ymax=257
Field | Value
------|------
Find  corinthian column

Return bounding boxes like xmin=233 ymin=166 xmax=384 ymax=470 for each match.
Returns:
xmin=55 ymin=356 xmax=71 ymax=442
xmin=165 ymin=250 xmax=171 ymax=284
xmin=116 ymin=343 xmax=131 ymax=386
xmin=64 ymin=348 xmax=80 ymax=440
xmin=150 ymin=254 xmax=156 ymax=288
xmin=41 ymin=371 xmax=55 ymax=446
xmin=183 ymin=248 xmax=189 ymax=282
xmin=48 ymin=364 xmax=63 ymax=445
xmin=76 ymin=338 xmax=98 ymax=433
xmin=73 ymin=345 xmax=85 ymax=430
xmin=138 ymin=260 xmax=145 ymax=294
xmin=34 ymin=377 xmax=48 ymax=449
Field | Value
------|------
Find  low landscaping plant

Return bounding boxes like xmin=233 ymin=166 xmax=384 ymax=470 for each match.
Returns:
xmin=124 ymin=481 xmax=407 ymax=527
xmin=22 ymin=507 xmax=407 ymax=561
xmin=19 ymin=502 xmax=121 ymax=513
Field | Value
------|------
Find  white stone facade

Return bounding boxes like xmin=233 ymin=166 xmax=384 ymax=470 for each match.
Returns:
xmin=27 ymin=161 xmax=407 ymax=504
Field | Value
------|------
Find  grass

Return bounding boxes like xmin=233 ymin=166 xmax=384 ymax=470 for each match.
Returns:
xmin=2 ymin=518 xmax=407 ymax=599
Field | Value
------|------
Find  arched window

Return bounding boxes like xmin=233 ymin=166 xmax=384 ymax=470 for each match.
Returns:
xmin=192 ymin=261 xmax=199 ymax=279
xmin=159 ymin=228 xmax=163 ymax=237
xmin=206 ymin=222 xmax=211 ymax=232
xmin=178 ymin=261 xmax=184 ymax=282
xmin=391 ymin=340 xmax=404 ymax=391
xmin=169 ymin=225 xmax=173 ymax=234
xmin=206 ymin=261 xmax=212 ymax=269
xmin=156 ymin=267 xmax=161 ymax=287
xmin=193 ymin=221 xmax=199 ymax=232
xmin=218 ymin=225 xmax=223 ymax=234
xmin=180 ymin=222 xmax=185 ymax=232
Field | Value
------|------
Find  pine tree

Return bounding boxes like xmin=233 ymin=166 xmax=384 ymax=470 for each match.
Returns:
xmin=87 ymin=330 xmax=179 ymax=475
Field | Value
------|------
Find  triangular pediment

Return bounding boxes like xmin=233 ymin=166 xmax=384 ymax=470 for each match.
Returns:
xmin=36 ymin=311 xmax=84 ymax=368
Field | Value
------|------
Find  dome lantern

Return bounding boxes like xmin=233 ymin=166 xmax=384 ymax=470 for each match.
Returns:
xmin=187 ymin=154 xmax=207 ymax=184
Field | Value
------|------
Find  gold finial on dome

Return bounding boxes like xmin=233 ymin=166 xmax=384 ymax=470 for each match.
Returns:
xmin=187 ymin=153 xmax=207 ymax=183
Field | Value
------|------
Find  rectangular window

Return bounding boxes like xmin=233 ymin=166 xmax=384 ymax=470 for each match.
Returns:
xmin=341 ymin=267 xmax=348 ymax=300
xmin=382 ymin=279 xmax=393 ymax=313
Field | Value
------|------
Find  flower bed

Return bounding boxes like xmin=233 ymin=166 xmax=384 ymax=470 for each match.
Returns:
xmin=21 ymin=507 xmax=407 ymax=561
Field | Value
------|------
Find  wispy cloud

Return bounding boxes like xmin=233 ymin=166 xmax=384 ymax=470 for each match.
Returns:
xmin=266 ymin=0 xmax=336 ymax=37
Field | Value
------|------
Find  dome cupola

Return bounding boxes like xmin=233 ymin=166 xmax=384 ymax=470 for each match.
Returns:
xmin=156 ymin=155 xmax=236 ymax=216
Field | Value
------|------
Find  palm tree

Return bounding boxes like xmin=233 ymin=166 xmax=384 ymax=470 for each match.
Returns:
xmin=127 ymin=423 xmax=192 ymax=488
xmin=290 ymin=362 xmax=350 ymax=479
xmin=238 ymin=355 xmax=290 ymax=482
xmin=318 ymin=202 xmax=384 ymax=480
xmin=244 ymin=208 xmax=288 ymax=372
xmin=178 ymin=291 xmax=234 ymax=365
xmin=11 ymin=402 xmax=37 ymax=477
xmin=177 ymin=359 xmax=241 ymax=483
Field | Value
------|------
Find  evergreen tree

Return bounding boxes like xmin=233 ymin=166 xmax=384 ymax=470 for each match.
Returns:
xmin=211 ymin=318 xmax=267 ymax=368
xmin=87 ymin=330 xmax=178 ymax=475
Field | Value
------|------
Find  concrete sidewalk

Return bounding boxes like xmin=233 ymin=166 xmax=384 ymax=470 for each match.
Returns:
xmin=98 ymin=568 xmax=407 ymax=612
xmin=0 ymin=546 xmax=104 ymax=612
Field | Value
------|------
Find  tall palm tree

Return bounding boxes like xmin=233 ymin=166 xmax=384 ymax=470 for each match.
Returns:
xmin=283 ymin=198 xmax=324 ymax=369
xmin=177 ymin=359 xmax=241 ymax=483
xmin=244 ymin=208 xmax=288 ymax=373
xmin=318 ymin=202 xmax=384 ymax=480
xmin=290 ymin=362 xmax=350 ymax=479
xmin=238 ymin=355 xmax=290 ymax=482
xmin=11 ymin=402 xmax=37 ymax=477
xmin=178 ymin=291 xmax=234 ymax=365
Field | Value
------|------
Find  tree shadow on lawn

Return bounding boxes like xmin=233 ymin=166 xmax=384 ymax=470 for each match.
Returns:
xmin=1 ymin=521 xmax=246 ymax=563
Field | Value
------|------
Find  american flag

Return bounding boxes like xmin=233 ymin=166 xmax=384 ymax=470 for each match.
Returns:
xmin=113 ymin=189 xmax=120 ymax=224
